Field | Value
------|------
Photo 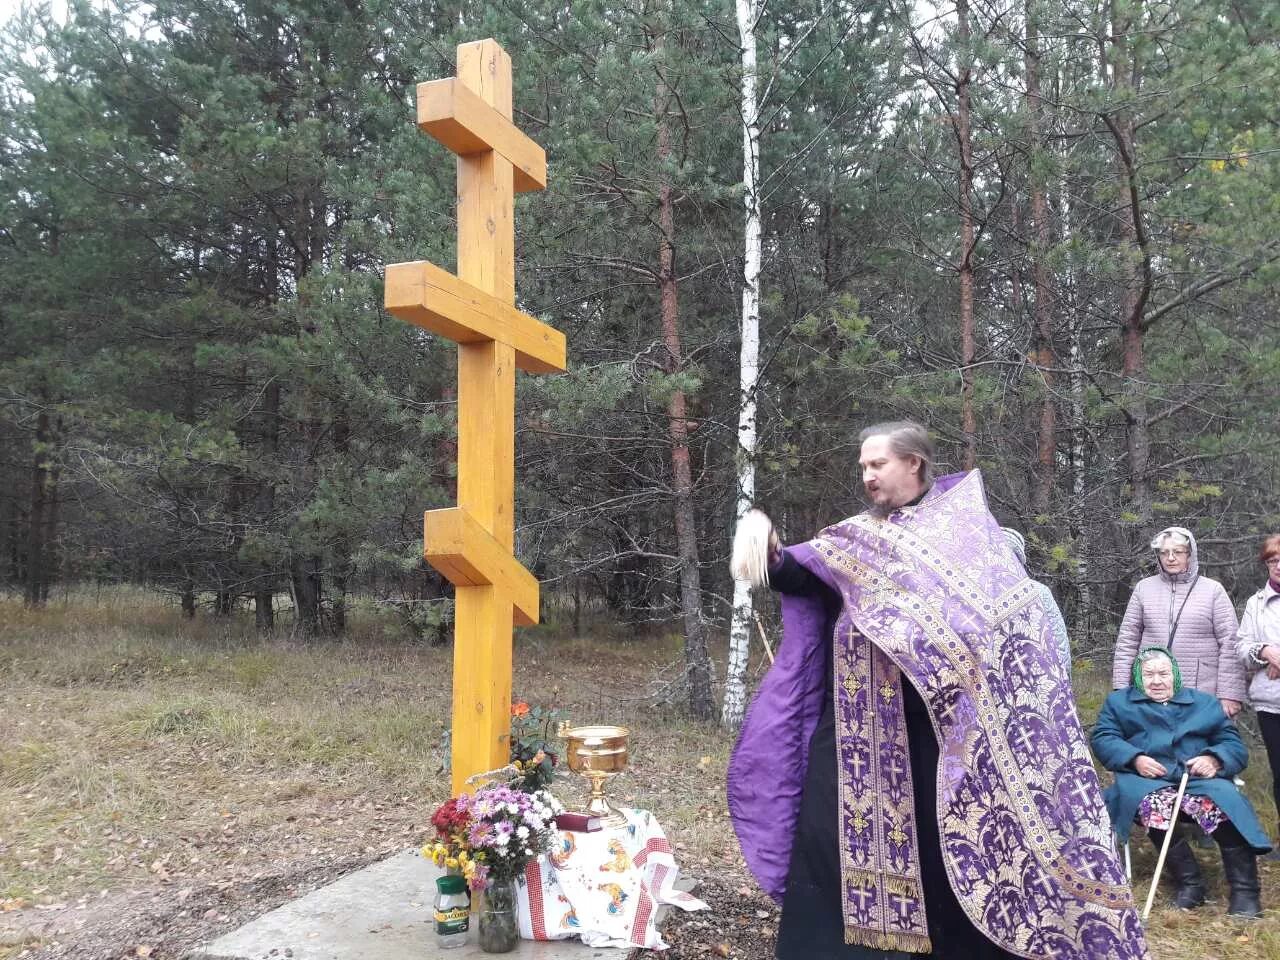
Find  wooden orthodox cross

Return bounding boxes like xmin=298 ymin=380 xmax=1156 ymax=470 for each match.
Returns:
xmin=385 ymin=39 xmax=565 ymax=795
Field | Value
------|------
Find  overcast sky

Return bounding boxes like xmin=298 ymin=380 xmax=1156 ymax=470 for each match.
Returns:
xmin=1 ymin=0 xmax=70 ymax=25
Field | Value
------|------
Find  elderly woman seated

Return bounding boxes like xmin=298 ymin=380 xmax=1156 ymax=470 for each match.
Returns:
xmin=1091 ymin=646 xmax=1270 ymax=917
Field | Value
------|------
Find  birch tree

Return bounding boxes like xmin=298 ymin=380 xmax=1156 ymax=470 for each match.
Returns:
xmin=722 ymin=0 xmax=762 ymax=729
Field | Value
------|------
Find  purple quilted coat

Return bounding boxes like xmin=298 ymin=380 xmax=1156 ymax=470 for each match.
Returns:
xmin=1111 ymin=530 xmax=1244 ymax=700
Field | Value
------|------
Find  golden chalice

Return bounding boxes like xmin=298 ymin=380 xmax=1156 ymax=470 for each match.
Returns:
xmin=557 ymin=721 xmax=630 ymax=828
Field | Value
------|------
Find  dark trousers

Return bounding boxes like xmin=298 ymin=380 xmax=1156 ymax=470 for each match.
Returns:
xmin=1257 ymin=710 xmax=1280 ymax=828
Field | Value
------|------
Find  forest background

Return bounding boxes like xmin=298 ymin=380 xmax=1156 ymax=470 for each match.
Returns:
xmin=3 ymin=0 xmax=1280 ymax=727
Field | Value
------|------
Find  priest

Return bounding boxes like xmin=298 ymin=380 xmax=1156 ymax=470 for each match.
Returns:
xmin=728 ymin=421 xmax=1149 ymax=959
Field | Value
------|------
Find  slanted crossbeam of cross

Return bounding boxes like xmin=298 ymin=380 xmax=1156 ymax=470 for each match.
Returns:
xmin=385 ymin=39 xmax=565 ymax=795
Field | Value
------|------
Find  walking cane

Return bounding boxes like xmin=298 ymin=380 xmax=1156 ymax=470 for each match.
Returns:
xmin=1142 ymin=769 xmax=1191 ymax=920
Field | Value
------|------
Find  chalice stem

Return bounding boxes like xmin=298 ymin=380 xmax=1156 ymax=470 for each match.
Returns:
xmin=585 ymin=771 xmax=626 ymax=827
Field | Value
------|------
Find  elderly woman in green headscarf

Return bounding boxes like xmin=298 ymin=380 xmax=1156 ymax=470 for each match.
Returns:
xmin=1092 ymin=646 xmax=1270 ymax=917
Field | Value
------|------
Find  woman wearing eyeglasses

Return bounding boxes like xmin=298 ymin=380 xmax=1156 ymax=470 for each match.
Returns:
xmin=1236 ymin=534 xmax=1280 ymax=839
xmin=1112 ymin=526 xmax=1245 ymax=718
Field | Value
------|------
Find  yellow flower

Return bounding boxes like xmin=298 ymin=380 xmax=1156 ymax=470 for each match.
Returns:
xmin=445 ymin=857 xmax=459 ymax=869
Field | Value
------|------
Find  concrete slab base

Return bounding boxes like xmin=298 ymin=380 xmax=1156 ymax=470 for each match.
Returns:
xmin=187 ymin=850 xmax=660 ymax=960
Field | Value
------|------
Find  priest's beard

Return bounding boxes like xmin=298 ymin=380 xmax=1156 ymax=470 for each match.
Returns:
xmin=866 ymin=480 xmax=932 ymax=519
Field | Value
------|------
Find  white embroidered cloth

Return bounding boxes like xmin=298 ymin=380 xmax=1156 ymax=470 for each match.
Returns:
xmin=515 ymin=807 xmax=708 ymax=949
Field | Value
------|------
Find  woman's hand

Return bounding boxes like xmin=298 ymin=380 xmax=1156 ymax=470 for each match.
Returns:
xmin=1219 ymin=698 xmax=1242 ymax=718
xmin=1133 ymin=755 xmax=1167 ymax=778
xmin=1186 ymin=754 xmax=1222 ymax=778
xmin=1261 ymin=644 xmax=1280 ymax=681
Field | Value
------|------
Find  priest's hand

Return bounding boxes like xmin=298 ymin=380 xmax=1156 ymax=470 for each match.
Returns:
xmin=1186 ymin=754 xmax=1222 ymax=778
xmin=1133 ymin=755 xmax=1167 ymax=778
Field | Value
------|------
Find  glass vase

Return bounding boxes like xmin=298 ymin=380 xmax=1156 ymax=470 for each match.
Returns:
xmin=478 ymin=877 xmax=519 ymax=953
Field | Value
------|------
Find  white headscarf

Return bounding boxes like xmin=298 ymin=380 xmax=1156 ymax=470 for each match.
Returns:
xmin=1149 ymin=526 xmax=1200 ymax=584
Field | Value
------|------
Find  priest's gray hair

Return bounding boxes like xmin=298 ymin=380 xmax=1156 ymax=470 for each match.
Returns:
xmin=858 ymin=420 xmax=935 ymax=485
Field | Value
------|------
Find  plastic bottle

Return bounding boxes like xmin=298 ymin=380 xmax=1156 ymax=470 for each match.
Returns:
xmin=434 ymin=873 xmax=470 ymax=948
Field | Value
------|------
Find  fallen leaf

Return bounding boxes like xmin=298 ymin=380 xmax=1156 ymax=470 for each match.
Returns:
xmin=136 ymin=946 xmax=154 ymax=957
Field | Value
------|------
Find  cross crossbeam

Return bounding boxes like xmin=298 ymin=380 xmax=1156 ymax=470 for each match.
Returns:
xmin=417 ymin=78 xmax=547 ymax=192
xmin=424 ymin=507 xmax=539 ymax=627
xmin=385 ymin=260 xmax=565 ymax=373
xmin=385 ymin=39 xmax=563 ymax=795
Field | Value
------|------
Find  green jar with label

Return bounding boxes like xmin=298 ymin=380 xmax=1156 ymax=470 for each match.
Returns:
xmin=434 ymin=873 xmax=470 ymax=949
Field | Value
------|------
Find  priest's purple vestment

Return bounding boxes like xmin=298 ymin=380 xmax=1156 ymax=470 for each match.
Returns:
xmin=728 ymin=471 xmax=1150 ymax=959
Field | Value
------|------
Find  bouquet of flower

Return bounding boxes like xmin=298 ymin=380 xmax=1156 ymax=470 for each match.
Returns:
xmin=423 ymin=783 xmax=562 ymax=891
xmin=465 ymin=783 xmax=562 ymax=889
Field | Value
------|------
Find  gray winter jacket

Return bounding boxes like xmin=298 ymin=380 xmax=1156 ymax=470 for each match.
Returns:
xmin=1111 ymin=530 xmax=1245 ymax=701
xmin=1236 ymin=581 xmax=1280 ymax=714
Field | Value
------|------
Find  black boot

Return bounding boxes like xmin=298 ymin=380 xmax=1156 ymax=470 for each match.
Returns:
xmin=1150 ymin=831 xmax=1206 ymax=908
xmin=1220 ymin=844 xmax=1263 ymax=918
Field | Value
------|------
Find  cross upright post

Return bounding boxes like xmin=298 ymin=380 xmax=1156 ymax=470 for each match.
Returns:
xmin=385 ymin=39 xmax=565 ymax=795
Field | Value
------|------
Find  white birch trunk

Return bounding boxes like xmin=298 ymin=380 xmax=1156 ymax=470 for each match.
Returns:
xmin=722 ymin=0 xmax=762 ymax=729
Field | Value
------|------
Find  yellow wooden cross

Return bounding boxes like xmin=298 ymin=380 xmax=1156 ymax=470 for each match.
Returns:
xmin=384 ymin=39 xmax=565 ymax=795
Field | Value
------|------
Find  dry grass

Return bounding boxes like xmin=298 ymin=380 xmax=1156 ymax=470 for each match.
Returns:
xmin=1 ymin=591 xmax=1278 ymax=959
xmin=0 ymin=594 xmax=738 ymax=913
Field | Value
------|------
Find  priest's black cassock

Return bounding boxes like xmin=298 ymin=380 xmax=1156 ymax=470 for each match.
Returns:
xmin=768 ymin=552 xmax=1018 ymax=960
